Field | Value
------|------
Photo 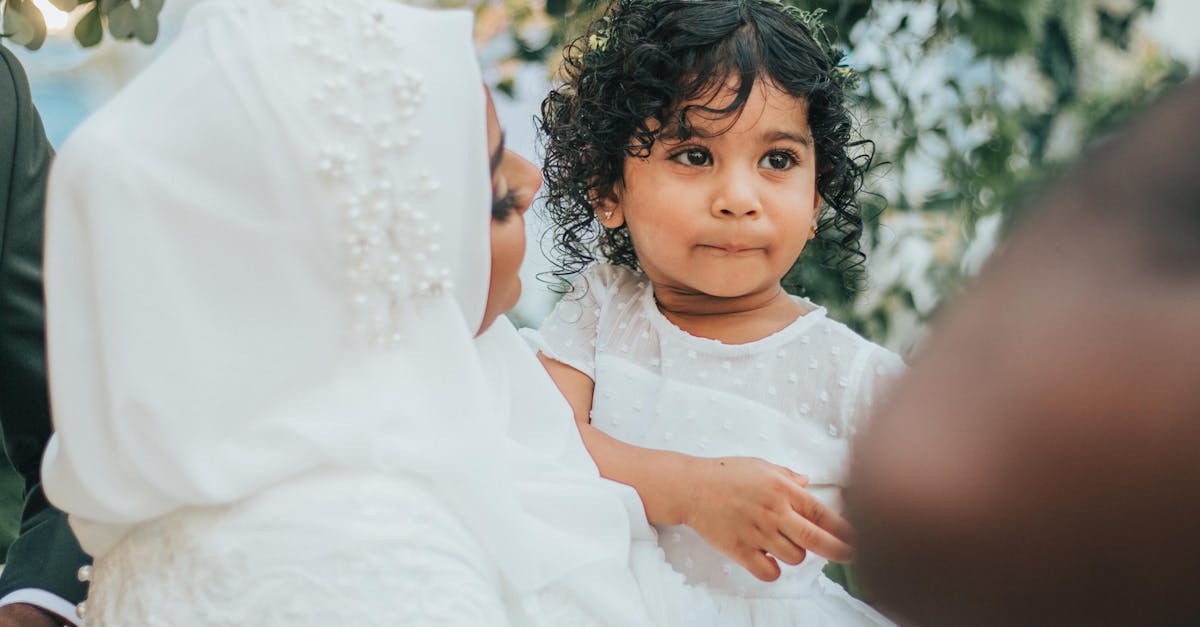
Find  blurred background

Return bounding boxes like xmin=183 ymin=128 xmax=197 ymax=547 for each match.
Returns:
xmin=1 ymin=0 xmax=1196 ymax=558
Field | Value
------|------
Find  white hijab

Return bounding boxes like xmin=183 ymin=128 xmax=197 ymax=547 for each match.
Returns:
xmin=42 ymin=0 xmax=649 ymax=607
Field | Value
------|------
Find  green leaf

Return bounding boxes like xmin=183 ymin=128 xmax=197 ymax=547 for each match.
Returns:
xmin=138 ymin=0 xmax=165 ymax=14
xmin=807 ymin=0 xmax=872 ymax=44
xmin=106 ymin=1 xmax=136 ymax=39
xmin=1037 ymin=17 xmax=1077 ymax=100
xmin=3 ymin=0 xmax=47 ymax=51
xmin=961 ymin=0 xmax=1037 ymax=58
xmin=99 ymin=0 xmax=125 ymax=13
xmin=2 ymin=2 xmax=35 ymax=45
xmin=49 ymin=0 xmax=80 ymax=11
xmin=1095 ymin=3 xmax=1153 ymax=51
xmin=133 ymin=0 xmax=163 ymax=44
xmin=74 ymin=5 xmax=103 ymax=47
xmin=494 ymin=75 xmax=516 ymax=99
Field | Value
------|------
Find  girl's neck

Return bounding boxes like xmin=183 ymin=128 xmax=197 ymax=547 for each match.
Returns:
xmin=651 ymin=282 xmax=808 ymax=345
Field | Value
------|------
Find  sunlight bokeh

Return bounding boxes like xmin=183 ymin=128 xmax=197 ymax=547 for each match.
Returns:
xmin=31 ymin=0 xmax=70 ymax=33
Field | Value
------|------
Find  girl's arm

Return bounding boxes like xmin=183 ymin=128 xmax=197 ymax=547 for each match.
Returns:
xmin=537 ymin=352 xmax=699 ymax=526
xmin=538 ymin=352 xmax=855 ymax=582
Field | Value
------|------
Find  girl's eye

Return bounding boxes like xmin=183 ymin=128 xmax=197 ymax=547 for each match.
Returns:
xmin=760 ymin=150 xmax=798 ymax=171
xmin=671 ymin=148 xmax=711 ymax=167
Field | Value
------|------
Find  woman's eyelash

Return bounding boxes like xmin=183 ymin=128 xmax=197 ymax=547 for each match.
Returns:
xmin=491 ymin=189 xmax=518 ymax=221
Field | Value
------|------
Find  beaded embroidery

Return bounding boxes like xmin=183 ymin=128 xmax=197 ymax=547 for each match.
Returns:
xmin=281 ymin=0 xmax=451 ymax=348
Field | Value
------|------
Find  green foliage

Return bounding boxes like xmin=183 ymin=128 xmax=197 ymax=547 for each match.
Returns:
xmin=1 ymin=0 xmax=163 ymax=50
xmin=958 ymin=0 xmax=1044 ymax=57
xmin=846 ymin=0 xmax=1186 ymax=349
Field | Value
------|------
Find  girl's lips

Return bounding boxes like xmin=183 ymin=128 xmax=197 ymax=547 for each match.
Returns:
xmin=699 ymin=243 xmax=764 ymax=255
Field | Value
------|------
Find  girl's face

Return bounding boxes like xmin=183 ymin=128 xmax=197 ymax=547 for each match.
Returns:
xmin=479 ymin=91 xmax=542 ymax=335
xmin=599 ymin=81 xmax=820 ymax=300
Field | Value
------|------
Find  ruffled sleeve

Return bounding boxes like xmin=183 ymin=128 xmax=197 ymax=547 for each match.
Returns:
xmin=521 ymin=264 xmax=619 ymax=381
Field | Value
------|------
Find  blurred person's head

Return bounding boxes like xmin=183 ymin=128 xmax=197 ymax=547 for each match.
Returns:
xmin=847 ymin=78 xmax=1200 ymax=626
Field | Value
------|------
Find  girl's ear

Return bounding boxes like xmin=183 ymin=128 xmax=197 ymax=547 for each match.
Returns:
xmin=592 ymin=186 xmax=626 ymax=229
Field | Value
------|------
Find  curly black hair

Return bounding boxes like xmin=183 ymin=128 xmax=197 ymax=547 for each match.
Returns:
xmin=539 ymin=0 xmax=873 ymax=290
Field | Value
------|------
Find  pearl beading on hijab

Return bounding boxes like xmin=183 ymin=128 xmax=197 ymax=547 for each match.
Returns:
xmin=282 ymin=0 xmax=453 ymax=349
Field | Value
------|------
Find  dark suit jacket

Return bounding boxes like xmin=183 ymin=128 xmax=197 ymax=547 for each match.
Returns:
xmin=0 ymin=43 xmax=88 ymax=607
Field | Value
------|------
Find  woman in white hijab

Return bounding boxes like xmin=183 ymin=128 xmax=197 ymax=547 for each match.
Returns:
xmin=41 ymin=0 xmax=654 ymax=624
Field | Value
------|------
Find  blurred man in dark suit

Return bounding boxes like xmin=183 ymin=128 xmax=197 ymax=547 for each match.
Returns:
xmin=0 ymin=43 xmax=89 ymax=627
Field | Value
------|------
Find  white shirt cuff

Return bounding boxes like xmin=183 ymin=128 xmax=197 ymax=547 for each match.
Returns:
xmin=0 ymin=588 xmax=83 ymax=625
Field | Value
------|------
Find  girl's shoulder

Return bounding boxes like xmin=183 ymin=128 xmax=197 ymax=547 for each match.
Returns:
xmin=805 ymin=314 xmax=906 ymax=376
xmin=571 ymin=262 xmax=648 ymax=306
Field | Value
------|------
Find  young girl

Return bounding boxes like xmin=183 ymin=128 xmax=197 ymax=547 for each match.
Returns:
xmin=525 ymin=0 xmax=903 ymax=623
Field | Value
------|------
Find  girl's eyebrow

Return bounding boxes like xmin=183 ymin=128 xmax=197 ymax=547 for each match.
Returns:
xmin=490 ymin=132 xmax=506 ymax=174
xmin=762 ymin=129 xmax=812 ymax=147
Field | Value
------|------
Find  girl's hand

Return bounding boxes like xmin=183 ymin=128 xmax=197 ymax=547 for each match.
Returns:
xmin=684 ymin=456 xmax=855 ymax=582
xmin=536 ymin=355 xmax=853 ymax=582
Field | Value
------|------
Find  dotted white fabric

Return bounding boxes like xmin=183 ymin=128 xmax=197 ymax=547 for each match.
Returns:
xmin=525 ymin=263 xmax=904 ymax=623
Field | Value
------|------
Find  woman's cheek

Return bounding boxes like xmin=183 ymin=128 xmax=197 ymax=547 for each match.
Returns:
xmin=493 ymin=218 xmax=525 ymax=302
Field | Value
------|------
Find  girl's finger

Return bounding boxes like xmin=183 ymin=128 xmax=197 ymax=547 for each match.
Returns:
xmin=779 ymin=511 xmax=854 ymax=563
xmin=785 ymin=468 xmax=810 ymax=488
xmin=735 ymin=549 xmax=782 ymax=583
xmin=763 ymin=533 xmax=808 ymax=567
xmin=785 ymin=481 xmax=855 ymax=543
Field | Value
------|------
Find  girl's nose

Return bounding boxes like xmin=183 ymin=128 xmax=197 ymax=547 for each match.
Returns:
xmin=709 ymin=168 xmax=762 ymax=219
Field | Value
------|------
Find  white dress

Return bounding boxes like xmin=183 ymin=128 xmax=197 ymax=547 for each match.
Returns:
xmin=524 ymin=263 xmax=904 ymax=626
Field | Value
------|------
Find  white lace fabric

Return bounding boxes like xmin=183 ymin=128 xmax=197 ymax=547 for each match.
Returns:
xmin=525 ymin=263 xmax=904 ymax=623
xmin=87 ymin=471 xmax=512 ymax=625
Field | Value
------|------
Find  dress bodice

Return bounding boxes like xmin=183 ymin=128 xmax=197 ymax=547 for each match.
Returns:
xmin=525 ymin=263 xmax=904 ymax=597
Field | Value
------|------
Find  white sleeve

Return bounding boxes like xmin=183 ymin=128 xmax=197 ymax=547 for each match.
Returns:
xmin=840 ymin=344 xmax=906 ymax=435
xmin=520 ymin=264 xmax=615 ymax=381
xmin=0 ymin=589 xmax=83 ymax=625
